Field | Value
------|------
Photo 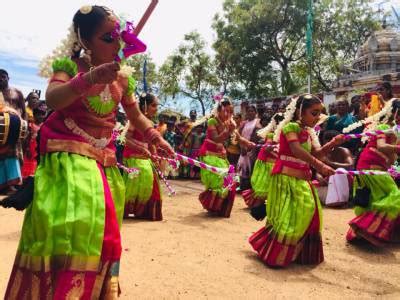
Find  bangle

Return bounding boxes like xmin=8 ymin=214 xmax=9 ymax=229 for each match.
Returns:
xmin=121 ymin=96 xmax=137 ymax=108
xmin=144 ymin=127 xmax=162 ymax=144
xmin=69 ymin=72 xmax=92 ymax=94
xmin=89 ymin=67 xmax=95 ymax=84
xmin=49 ymin=78 xmax=67 ymax=84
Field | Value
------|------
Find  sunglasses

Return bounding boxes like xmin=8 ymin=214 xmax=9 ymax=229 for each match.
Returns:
xmin=99 ymin=32 xmax=119 ymax=44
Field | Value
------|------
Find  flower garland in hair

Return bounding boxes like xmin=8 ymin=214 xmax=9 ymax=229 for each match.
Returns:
xmin=257 ymin=113 xmax=283 ymax=139
xmin=115 ymin=120 xmax=130 ymax=145
xmin=273 ymin=96 xmax=298 ymax=143
xmin=307 ymin=127 xmax=321 ymax=149
xmin=38 ymin=24 xmax=78 ymax=78
xmin=343 ymin=98 xmax=397 ymax=139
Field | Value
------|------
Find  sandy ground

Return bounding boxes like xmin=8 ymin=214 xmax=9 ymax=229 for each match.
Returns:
xmin=0 ymin=179 xmax=400 ymax=299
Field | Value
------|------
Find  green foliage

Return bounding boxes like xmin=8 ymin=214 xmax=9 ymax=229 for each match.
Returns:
xmin=308 ymin=0 xmax=379 ymax=91
xmin=157 ymin=31 xmax=219 ymax=115
xmin=212 ymin=0 xmax=379 ymax=97
xmin=125 ymin=53 xmax=157 ymax=92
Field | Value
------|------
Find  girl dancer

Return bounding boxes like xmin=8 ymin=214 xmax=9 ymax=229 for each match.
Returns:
xmin=198 ymin=97 xmax=253 ymax=217
xmin=249 ymin=94 xmax=344 ymax=267
xmin=5 ymin=6 xmax=172 ymax=298
xmin=242 ymin=113 xmax=283 ymax=209
xmin=344 ymin=98 xmax=400 ymax=246
xmin=123 ymin=93 xmax=163 ymax=221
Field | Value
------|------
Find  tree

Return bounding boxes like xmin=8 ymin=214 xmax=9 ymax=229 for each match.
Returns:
xmin=157 ymin=31 xmax=218 ymax=116
xmin=212 ymin=0 xmax=379 ymax=96
xmin=213 ymin=0 xmax=308 ymax=98
xmin=125 ymin=53 xmax=157 ymax=93
xmin=307 ymin=0 xmax=379 ymax=91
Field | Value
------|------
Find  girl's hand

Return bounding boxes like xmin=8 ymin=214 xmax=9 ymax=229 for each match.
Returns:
xmin=85 ymin=62 xmax=120 ymax=85
xmin=247 ymin=141 xmax=256 ymax=150
xmin=140 ymin=146 xmax=152 ymax=158
xmin=333 ymin=134 xmax=346 ymax=146
xmin=319 ymin=164 xmax=336 ymax=177
xmin=154 ymin=138 xmax=175 ymax=158
xmin=228 ymin=121 xmax=236 ymax=132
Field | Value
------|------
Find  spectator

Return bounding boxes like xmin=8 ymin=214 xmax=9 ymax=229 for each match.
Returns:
xmin=326 ymin=99 xmax=356 ymax=133
xmin=316 ymin=130 xmax=354 ymax=207
xmin=188 ymin=125 xmax=205 ymax=179
xmin=376 ymin=81 xmax=393 ymax=102
xmin=163 ymin=121 xmax=178 ymax=179
xmin=328 ymin=102 xmax=337 ymax=115
xmin=25 ymin=91 xmax=41 ymax=122
xmin=237 ymin=105 xmax=262 ymax=191
xmin=0 ymin=69 xmax=26 ymax=120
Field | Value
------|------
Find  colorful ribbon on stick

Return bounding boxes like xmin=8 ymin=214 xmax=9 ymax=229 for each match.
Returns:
xmin=343 ymin=125 xmax=400 ymax=140
xmin=153 ymin=153 xmax=238 ymax=190
xmin=154 ymin=165 xmax=176 ymax=196
xmin=116 ymin=162 xmax=140 ymax=179
xmin=335 ymin=167 xmax=400 ymax=179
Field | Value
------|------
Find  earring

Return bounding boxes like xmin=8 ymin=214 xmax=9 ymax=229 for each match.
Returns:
xmin=77 ymin=27 xmax=92 ymax=66
xmin=80 ymin=49 xmax=92 ymax=66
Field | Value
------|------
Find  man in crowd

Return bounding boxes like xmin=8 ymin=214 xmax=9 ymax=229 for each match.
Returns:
xmin=0 ymin=69 xmax=26 ymax=120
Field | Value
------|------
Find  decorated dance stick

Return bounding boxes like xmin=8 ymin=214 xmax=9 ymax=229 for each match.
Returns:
xmin=154 ymin=165 xmax=176 ymax=196
xmin=154 ymin=153 xmax=239 ymax=190
xmin=175 ymin=153 xmax=230 ymax=175
xmin=335 ymin=167 xmax=400 ymax=179
xmin=116 ymin=162 xmax=140 ymax=179
xmin=343 ymin=125 xmax=400 ymax=140
xmin=114 ymin=0 xmax=159 ymax=62
xmin=133 ymin=0 xmax=159 ymax=36
xmin=152 ymin=155 xmax=180 ymax=170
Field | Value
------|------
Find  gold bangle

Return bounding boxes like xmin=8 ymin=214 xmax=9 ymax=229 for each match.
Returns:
xmin=89 ymin=66 xmax=95 ymax=84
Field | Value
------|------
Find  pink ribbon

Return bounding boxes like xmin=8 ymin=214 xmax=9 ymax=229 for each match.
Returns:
xmin=114 ymin=21 xmax=147 ymax=62
xmin=335 ymin=167 xmax=400 ymax=179
xmin=153 ymin=153 xmax=238 ymax=191
xmin=116 ymin=162 xmax=140 ymax=178
xmin=344 ymin=125 xmax=400 ymax=140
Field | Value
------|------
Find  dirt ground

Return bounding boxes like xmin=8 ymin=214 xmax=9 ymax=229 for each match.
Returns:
xmin=0 ymin=179 xmax=399 ymax=299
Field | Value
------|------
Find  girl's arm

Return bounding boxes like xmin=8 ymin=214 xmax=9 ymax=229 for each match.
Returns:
xmin=208 ymin=124 xmax=231 ymax=143
xmin=313 ymin=134 xmax=345 ymax=159
xmin=286 ymin=132 xmax=335 ymax=176
xmin=234 ymin=130 xmax=256 ymax=149
xmin=46 ymin=62 xmax=120 ymax=110
xmin=125 ymin=139 xmax=151 ymax=158
xmin=45 ymin=72 xmax=79 ymax=110
xmin=377 ymin=135 xmax=399 ymax=154
xmin=122 ymin=95 xmax=174 ymax=156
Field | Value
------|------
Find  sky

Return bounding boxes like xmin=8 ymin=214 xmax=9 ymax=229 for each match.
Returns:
xmin=0 ymin=0 xmax=224 ymax=99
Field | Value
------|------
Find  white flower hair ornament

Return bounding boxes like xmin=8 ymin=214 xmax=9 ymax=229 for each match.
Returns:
xmin=307 ymin=127 xmax=321 ymax=149
xmin=80 ymin=5 xmax=93 ymax=14
xmin=38 ymin=24 xmax=78 ymax=78
xmin=257 ymin=113 xmax=284 ymax=139
xmin=343 ymin=98 xmax=397 ymax=136
xmin=273 ymin=96 xmax=299 ymax=143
